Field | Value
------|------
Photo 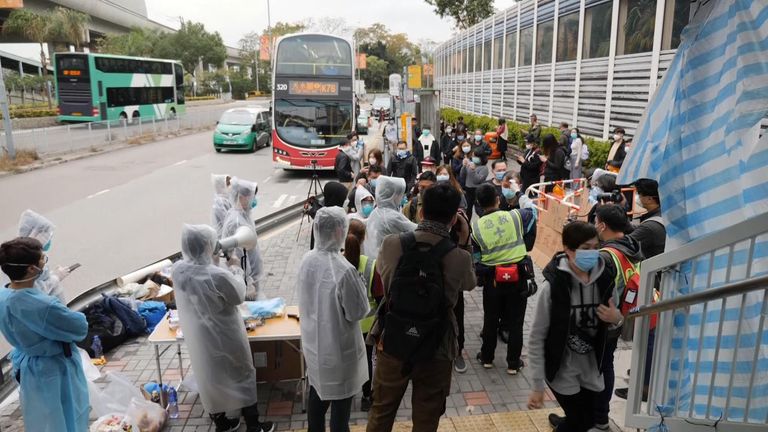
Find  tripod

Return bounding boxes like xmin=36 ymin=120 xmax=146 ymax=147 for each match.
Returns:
xmin=297 ymin=160 xmax=323 ymax=241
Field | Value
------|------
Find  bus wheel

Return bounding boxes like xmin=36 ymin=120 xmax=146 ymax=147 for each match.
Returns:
xmin=119 ymin=112 xmax=128 ymax=125
xmin=132 ymin=111 xmax=140 ymax=124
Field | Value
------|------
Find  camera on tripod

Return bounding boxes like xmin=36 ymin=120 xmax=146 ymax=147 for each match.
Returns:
xmin=597 ymin=190 xmax=623 ymax=203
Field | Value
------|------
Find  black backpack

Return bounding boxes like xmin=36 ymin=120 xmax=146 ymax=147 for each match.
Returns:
xmin=382 ymin=232 xmax=455 ymax=370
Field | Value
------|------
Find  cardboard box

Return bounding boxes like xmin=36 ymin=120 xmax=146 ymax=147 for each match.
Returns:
xmin=249 ymin=340 xmax=302 ymax=383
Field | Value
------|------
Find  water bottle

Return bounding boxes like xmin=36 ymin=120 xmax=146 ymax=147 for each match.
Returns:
xmin=167 ymin=386 xmax=179 ymax=419
xmin=91 ymin=335 xmax=106 ymax=365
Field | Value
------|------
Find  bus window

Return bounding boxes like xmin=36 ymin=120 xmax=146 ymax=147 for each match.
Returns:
xmin=274 ymin=99 xmax=352 ymax=147
xmin=276 ymin=35 xmax=353 ymax=76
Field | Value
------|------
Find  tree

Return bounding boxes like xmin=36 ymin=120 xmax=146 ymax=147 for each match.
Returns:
xmin=305 ymin=17 xmax=351 ymax=36
xmin=425 ymin=0 xmax=495 ymax=29
xmin=361 ymin=55 xmax=389 ymax=91
xmin=50 ymin=7 xmax=91 ymax=50
xmin=3 ymin=9 xmax=53 ymax=107
xmin=98 ymin=27 xmax=162 ymax=57
xmin=355 ymin=23 xmax=421 ymax=79
xmin=237 ymin=21 xmax=305 ymax=93
xmin=154 ymin=20 xmax=227 ymax=79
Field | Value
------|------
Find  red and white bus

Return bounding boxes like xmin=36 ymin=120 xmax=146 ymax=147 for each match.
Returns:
xmin=271 ymin=33 xmax=355 ymax=170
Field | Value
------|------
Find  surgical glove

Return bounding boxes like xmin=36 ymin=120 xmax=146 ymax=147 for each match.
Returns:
xmin=53 ymin=265 xmax=71 ymax=281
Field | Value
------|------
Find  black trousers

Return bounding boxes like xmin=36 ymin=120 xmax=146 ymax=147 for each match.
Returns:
xmin=480 ymin=275 xmax=527 ymax=368
xmin=595 ymin=336 xmax=618 ymax=425
xmin=454 ymin=292 xmax=465 ymax=351
xmin=463 ymin=187 xmax=476 ymax=220
xmin=551 ymin=387 xmax=598 ymax=432
xmin=363 ymin=333 xmax=373 ymax=398
xmin=308 ymin=386 xmax=353 ymax=432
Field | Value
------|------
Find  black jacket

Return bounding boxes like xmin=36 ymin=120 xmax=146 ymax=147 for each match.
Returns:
xmin=543 ymin=146 xmax=568 ymax=182
xmin=518 ymin=148 xmax=543 ymax=191
xmin=334 ymin=150 xmax=353 ymax=182
xmin=542 ymin=253 xmax=615 ymax=382
xmin=387 ymin=155 xmax=419 ymax=190
xmin=627 ymin=208 xmax=666 ymax=259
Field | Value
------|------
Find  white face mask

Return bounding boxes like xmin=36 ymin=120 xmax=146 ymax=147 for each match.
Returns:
xmin=525 ymin=144 xmax=533 ymax=150
xmin=613 ymin=134 xmax=622 ymax=142
xmin=369 ymin=158 xmax=377 ymax=166
xmin=635 ymin=195 xmax=645 ymax=210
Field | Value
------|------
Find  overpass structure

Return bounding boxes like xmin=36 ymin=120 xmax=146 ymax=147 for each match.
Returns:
xmin=0 ymin=0 xmax=243 ymax=71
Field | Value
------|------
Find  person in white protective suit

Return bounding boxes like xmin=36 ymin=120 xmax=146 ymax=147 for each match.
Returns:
xmin=362 ymin=176 xmax=417 ymax=260
xmin=13 ymin=210 xmax=69 ymax=302
xmin=221 ymin=177 xmax=264 ymax=300
xmin=298 ymin=207 xmax=370 ymax=432
xmin=171 ymin=224 xmax=274 ymax=432
xmin=211 ymin=174 xmax=232 ymax=238
xmin=348 ymin=185 xmax=375 ymax=222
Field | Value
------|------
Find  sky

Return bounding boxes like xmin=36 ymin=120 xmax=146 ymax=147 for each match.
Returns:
xmin=1 ymin=0 xmax=519 ymax=61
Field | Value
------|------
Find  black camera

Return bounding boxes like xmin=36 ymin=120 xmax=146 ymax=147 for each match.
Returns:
xmin=597 ymin=190 xmax=623 ymax=203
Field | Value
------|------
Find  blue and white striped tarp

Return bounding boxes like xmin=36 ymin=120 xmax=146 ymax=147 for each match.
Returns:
xmin=618 ymin=0 xmax=768 ymax=423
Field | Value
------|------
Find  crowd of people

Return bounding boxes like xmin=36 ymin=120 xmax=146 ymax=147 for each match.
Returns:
xmin=0 ymin=111 xmax=665 ymax=432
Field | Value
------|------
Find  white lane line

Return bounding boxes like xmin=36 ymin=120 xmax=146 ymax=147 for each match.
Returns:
xmin=172 ymin=160 xmax=187 ymax=167
xmin=87 ymin=189 xmax=110 ymax=199
xmin=273 ymin=194 xmax=288 ymax=208
xmin=287 ymin=195 xmax=297 ymax=206
xmin=263 ymin=176 xmax=272 ymax=184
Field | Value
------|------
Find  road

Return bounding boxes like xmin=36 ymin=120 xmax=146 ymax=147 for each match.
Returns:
xmin=0 ymin=100 xmax=383 ymax=303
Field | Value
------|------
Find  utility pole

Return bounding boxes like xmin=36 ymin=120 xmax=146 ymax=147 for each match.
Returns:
xmin=0 ymin=59 xmax=16 ymax=160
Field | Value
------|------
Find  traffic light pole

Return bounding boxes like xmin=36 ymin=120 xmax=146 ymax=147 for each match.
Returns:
xmin=0 ymin=59 xmax=16 ymax=160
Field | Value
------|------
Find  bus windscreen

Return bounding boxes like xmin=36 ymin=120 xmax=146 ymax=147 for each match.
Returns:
xmin=274 ymin=99 xmax=352 ymax=148
xmin=276 ymin=35 xmax=353 ymax=76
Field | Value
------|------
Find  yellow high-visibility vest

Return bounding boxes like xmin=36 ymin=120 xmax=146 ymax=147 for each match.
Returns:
xmin=471 ymin=209 xmax=527 ymax=266
xmin=358 ymin=255 xmax=377 ymax=334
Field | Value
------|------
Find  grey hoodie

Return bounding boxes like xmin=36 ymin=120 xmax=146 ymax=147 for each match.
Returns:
xmin=528 ymin=255 xmax=609 ymax=394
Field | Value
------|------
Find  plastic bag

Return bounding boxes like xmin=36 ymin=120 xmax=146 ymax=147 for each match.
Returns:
xmin=79 ymin=347 xmax=101 ymax=382
xmin=89 ymin=413 xmax=138 ymax=432
xmin=241 ymin=297 xmax=286 ymax=319
xmin=90 ymin=372 xmax=145 ymax=419
xmin=126 ymin=397 xmax=166 ymax=432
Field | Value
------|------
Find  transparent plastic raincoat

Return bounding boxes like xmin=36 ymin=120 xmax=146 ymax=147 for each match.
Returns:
xmin=221 ymin=178 xmax=263 ymax=297
xmin=348 ymin=185 xmax=374 ymax=222
xmin=298 ymin=207 xmax=370 ymax=400
xmin=211 ymin=174 xmax=232 ymax=238
xmin=16 ymin=210 xmax=66 ymax=302
xmin=171 ymin=224 xmax=258 ymax=413
xmin=362 ymin=176 xmax=417 ymax=259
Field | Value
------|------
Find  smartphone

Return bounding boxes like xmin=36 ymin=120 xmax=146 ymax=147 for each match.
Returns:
xmin=68 ymin=263 xmax=82 ymax=272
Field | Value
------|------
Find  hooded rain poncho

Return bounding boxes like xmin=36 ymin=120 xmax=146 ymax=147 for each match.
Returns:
xmin=171 ymin=224 xmax=258 ymax=413
xmin=221 ymin=178 xmax=263 ymax=297
xmin=363 ymin=176 xmax=417 ymax=259
xmin=348 ymin=185 xmax=374 ymax=222
xmin=211 ymin=174 xmax=232 ymax=238
xmin=298 ymin=207 xmax=370 ymax=400
xmin=16 ymin=210 xmax=65 ymax=302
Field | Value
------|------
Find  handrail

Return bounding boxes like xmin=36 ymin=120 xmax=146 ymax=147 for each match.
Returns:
xmin=628 ymin=274 xmax=768 ymax=318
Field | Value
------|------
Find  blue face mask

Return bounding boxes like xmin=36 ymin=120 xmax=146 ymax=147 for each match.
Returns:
xmin=436 ymin=174 xmax=449 ymax=182
xmin=588 ymin=186 xmax=604 ymax=204
xmin=574 ymin=249 xmax=600 ymax=272
xmin=502 ymin=187 xmax=515 ymax=199
xmin=494 ymin=172 xmax=505 ymax=181
xmin=369 ymin=178 xmax=378 ymax=188
xmin=474 ymin=134 xmax=483 ymax=142
xmin=250 ymin=197 xmax=258 ymax=209
xmin=42 ymin=239 xmax=52 ymax=252
xmin=472 ymin=156 xmax=481 ymax=165
xmin=361 ymin=203 xmax=374 ymax=217
xmin=397 ymin=150 xmax=407 ymax=159
xmin=401 ymin=196 xmax=408 ymax=207
xmin=457 ymin=135 xmax=465 ymax=141
xmin=570 ymin=132 xmax=578 ymax=139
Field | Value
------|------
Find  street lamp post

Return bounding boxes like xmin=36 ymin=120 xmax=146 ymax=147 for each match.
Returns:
xmin=0 ymin=59 xmax=16 ymax=160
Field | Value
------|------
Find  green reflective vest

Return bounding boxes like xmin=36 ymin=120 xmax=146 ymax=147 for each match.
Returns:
xmin=358 ymin=255 xmax=377 ymax=334
xmin=471 ymin=209 xmax=527 ymax=266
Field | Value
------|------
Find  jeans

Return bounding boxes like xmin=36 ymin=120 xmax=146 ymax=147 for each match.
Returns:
xmin=308 ymin=386 xmax=353 ymax=432
xmin=551 ymin=387 xmax=599 ymax=432
xmin=595 ymin=336 xmax=619 ymax=425
xmin=479 ymin=275 xmax=527 ymax=368
xmin=366 ymin=351 xmax=452 ymax=432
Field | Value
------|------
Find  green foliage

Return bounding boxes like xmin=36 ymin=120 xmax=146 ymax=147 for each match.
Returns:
xmin=361 ymin=55 xmax=389 ymax=90
xmin=425 ymin=0 xmax=495 ymax=30
xmin=439 ymin=107 xmax=611 ymax=169
xmin=98 ymin=27 xmax=162 ymax=57
xmin=355 ymin=23 xmax=421 ymax=90
xmin=0 ymin=107 xmax=57 ymax=119
xmin=185 ymin=95 xmax=216 ymax=102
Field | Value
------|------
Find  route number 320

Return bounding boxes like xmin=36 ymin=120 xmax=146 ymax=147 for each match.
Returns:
xmin=276 ymin=84 xmax=288 ymax=91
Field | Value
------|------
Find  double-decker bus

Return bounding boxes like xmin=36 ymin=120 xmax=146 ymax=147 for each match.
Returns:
xmin=271 ymin=33 xmax=355 ymax=170
xmin=54 ymin=52 xmax=186 ymax=122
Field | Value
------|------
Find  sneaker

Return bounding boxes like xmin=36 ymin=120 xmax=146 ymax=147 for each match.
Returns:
xmin=476 ymin=352 xmax=493 ymax=369
xmin=246 ymin=421 xmax=275 ymax=432
xmin=548 ymin=414 xmax=565 ymax=428
xmin=592 ymin=423 xmax=610 ymax=431
xmin=454 ymin=355 xmax=468 ymax=373
xmin=361 ymin=395 xmax=372 ymax=412
xmin=210 ymin=413 xmax=241 ymax=432
xmin=615 ymin=387 xmax=648 ymax=402
xmin=506 ymin=361 xmax=525 ymax=375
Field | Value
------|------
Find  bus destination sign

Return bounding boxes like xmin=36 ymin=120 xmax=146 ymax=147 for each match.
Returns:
xmin=289 ymin=80 xmax=339 ymax=96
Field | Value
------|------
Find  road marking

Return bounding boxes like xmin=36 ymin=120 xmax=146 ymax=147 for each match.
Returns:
xmin=87 ymin=189 xmax=110 ymax=199
xmin=172 ymin=160 xmax=187 ymax=166
xmin=263 ymin=176 xmax=272 ymax=184
xmin=287 ymin=195 xmax=297 ymax=206
xmin=273 ymin=194 xmax=288 ymax=208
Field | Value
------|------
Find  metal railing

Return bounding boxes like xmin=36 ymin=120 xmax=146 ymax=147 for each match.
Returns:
xmin=626 ymin=211 xmax=768 ymax=432
xmin=2 ymin=109 xmax=223 ymax=158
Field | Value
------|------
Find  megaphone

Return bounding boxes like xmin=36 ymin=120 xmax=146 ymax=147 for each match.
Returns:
xmin=216 ymin=226 xmax=257 ymax=252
